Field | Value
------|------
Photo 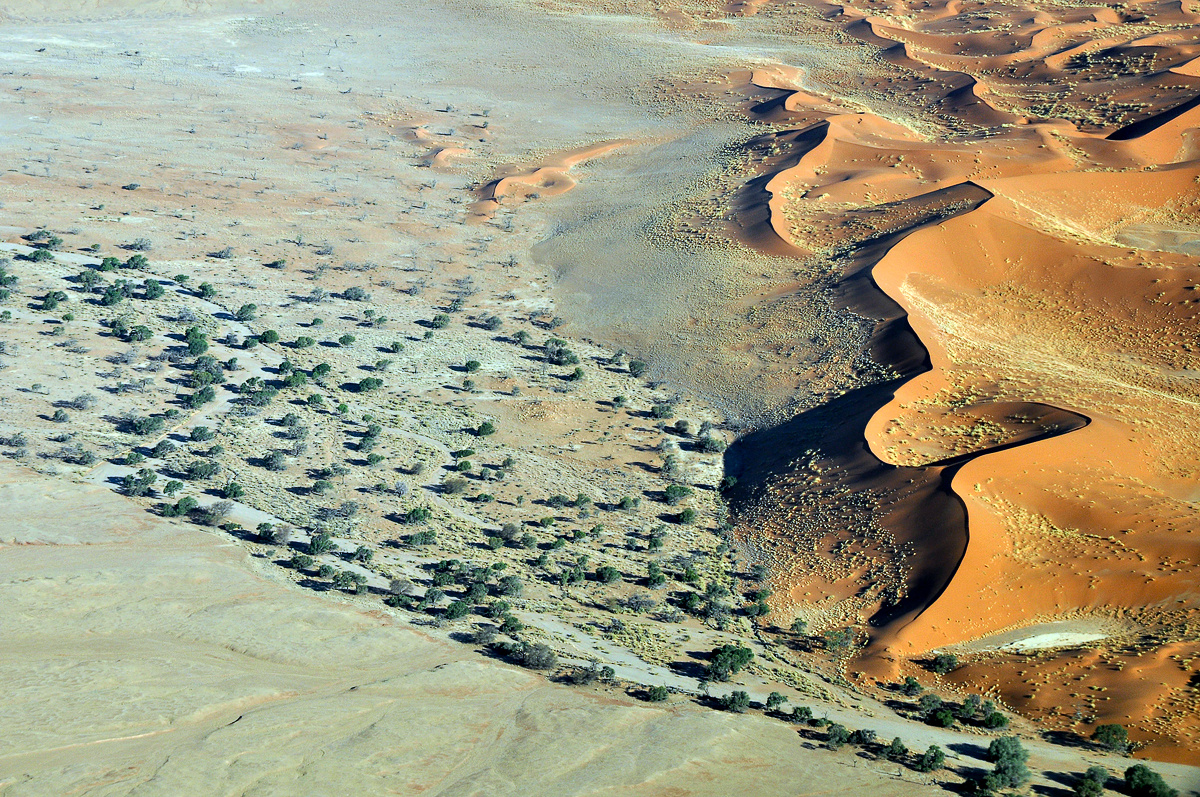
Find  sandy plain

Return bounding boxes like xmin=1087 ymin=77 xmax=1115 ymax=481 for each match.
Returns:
xmin=0 ymin=0 xmax=1197 ymax=793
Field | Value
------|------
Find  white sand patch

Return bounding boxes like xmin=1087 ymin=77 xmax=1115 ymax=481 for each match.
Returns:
xmin=999 ymin=632 xmax=1106 ymax=651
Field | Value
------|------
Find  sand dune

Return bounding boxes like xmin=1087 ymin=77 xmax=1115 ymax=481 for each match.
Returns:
xmin=713 ymin=0 xmax=1200 ymax=762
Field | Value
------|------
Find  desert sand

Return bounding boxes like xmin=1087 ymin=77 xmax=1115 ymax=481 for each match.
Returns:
xmin=0 ymin=0 xmax=1197 ymax=792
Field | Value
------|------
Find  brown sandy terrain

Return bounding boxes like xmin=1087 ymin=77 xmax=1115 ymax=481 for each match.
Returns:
xmin=0 ymin=0 xmax=1197 ymax=789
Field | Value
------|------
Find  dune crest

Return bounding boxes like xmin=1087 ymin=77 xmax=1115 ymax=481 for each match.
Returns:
xmin=472 ymin=140 xmax=634 ymax=220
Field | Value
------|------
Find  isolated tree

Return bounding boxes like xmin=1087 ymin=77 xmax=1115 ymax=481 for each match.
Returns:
xmin=142 ymin=279 xmax=164 ymax=300
xmin=235 ymin=303 xmax=257 ymax=322
xmin=719 ymin=691 xmax=751 ymax=713
xmin=1124 ymin=765 xmax=1176 ymax=797
xmin=308 ymin=531 xmax=335 ymax=556
xmin=705 ymin=644 xmax=752 ymax=682
xmin=1093 ymin=724 xmax=1129 ymax=752
xmin=825 ymin=724 xmax=850 ymax=750
xmin=1073 ymin=766 xmax=1109 ymax=797
xmin=121 ymin=468 xmax=157 ymax=497
xmin=982 ymin=736 xmax=1030 ymax=791
xmin=931 ymin=653 xmax=958 ymax=674
xmin=915 ymin=745 xmax=945 ymax=772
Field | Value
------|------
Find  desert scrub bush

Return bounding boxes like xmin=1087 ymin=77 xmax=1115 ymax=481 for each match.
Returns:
xmin=515 ymin=642 xmax=557 ymax=670
xmin=914 ymin=745 xmax=944 ymax=773
xmin=150 ymin=439 xmax=176 ymax=459
xmin=121 ymin=468 xmax=157 ymax=497
xmin=543 ymin=338 xmax=578 ymax=366
xmin=495 ymin=575 xmax=523 ymax=597
xmin=594 ymin=565 xmax=621 ymax=584
xmin=981 ymin=736 xmax=1030 ymax=792
xmin=194 ymin=500 xmax=233 ymax=526
xmin=184 ymin=385 xmax=216 ymax=409
xmin=130 ymin=415 xmax=165 ymax=436
xmin=825 ymin=724 xmax=850 ymax=750
xmin=338 ymin=334 xmax=357 ymax=347
xmin=1072 ymin=767 xmax=1109 ymax=797
xmin=718 ymin=690 xmax=751 ymax=713
xmin=1124 ymin=765 xmax=1176 ymax=797
xmin=930 ymin=653 xmax=958 ymax=674
xmin=663 ymin=483 xmax=692 ymax=505
xmin=704 ymin=644 xmax=752 ymax=682
xmin=161 ymin=496 xmax=198 ymax=517
xmin=142 ymin=279 xmax=164 ymax=300
xmin=1092 ymin=723 xmax=1129 ymax=752
xmin=186 ymin=460 xmax=219 ymax=480
xmin=308 ymin=531 xmax=335 ymax=556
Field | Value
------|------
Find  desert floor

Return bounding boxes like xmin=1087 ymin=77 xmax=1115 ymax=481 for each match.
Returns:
xmin=0 ymin=0 xmax=1197 ymax=793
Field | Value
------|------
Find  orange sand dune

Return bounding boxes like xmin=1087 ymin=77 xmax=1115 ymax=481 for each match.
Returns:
xmin=725 ymin=0 xmax=1200 ymax=761
xmin=472 ymin=140 xmax=632 ymax=219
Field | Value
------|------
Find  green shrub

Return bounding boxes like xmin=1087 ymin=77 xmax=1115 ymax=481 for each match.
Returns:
xmin=705 ymin=644 xmax=752 ymax=681
xmin=1093 ymin=723 xmax=1129 ymax=752
xmin=308 ymin=531 xmax=335 ymax=556
xmin=1073 ymin=766 xmax=1109 ymax=797
xmin=718 ymin=691 xmax=751 ymax=713
xmin=595 ymin=565 xmax=621 ymax=584
xmin=1124 ymin=765 xmax=1177 ymax=797
xmin=825 ymin=724 xmax=850 ymax=750
xmin=914 ymin=745 xmax=945 ymax=772
xmin=664 ymin=483 xmax=692 ymax=505
xmin=931 ymin=653 xmax=958 ymax=674
xmin=646 ymin=685 xmax=670 ymax=702
xmin=143 ymin=279 xmax=164 ymax=300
